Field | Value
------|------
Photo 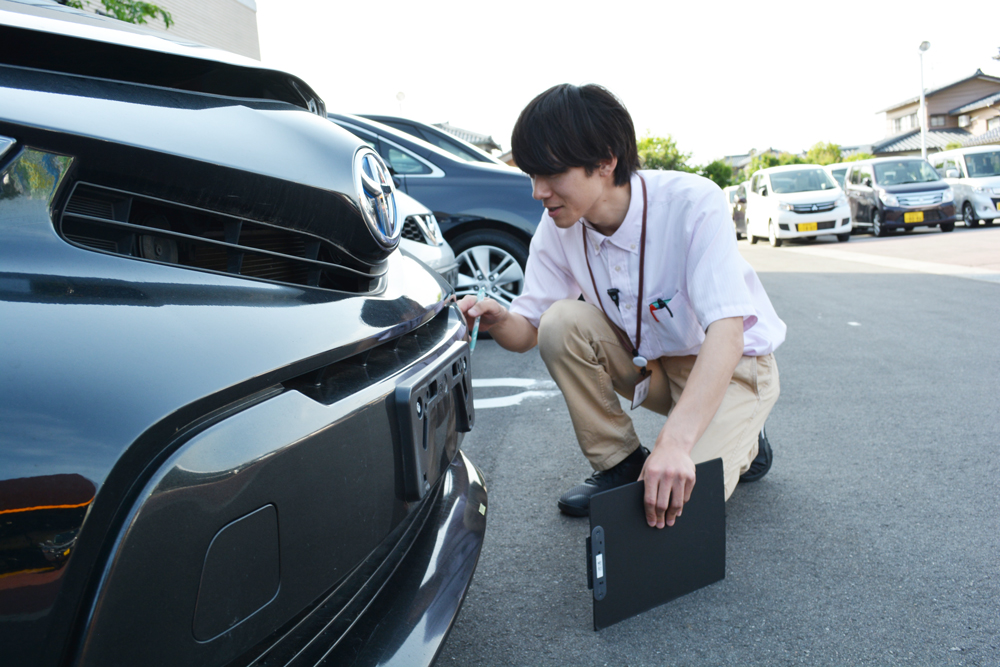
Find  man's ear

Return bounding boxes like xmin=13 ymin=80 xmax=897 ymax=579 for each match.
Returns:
xmin=599 ymin=156 xmax=618 ymax=178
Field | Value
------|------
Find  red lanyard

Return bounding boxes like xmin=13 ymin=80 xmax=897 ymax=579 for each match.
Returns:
xmin=583 ymin=174 xmax=649 ymax=368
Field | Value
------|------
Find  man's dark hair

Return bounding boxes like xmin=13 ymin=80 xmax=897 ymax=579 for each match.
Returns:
xmin=511 ymin=84 xmax=639 ymax=187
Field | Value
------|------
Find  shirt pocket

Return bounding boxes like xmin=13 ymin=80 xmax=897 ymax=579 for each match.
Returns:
xmin=646 ymin=291 xmax=705 ymax=353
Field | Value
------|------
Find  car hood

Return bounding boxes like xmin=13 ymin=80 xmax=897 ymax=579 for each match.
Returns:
xmin=962 ymin=175 xmax=1000 ymax=190
xmin=878 ymin=181 xmax=950 ymax=194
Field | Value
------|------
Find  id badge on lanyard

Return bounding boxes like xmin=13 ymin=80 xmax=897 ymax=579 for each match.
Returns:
xmin=631 ymin=372 xmax=651 ymax=410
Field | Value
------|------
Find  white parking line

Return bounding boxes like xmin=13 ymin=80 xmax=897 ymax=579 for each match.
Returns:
xmin=472 ymin=377 xmax=561 ymax=409
xmin=783 ymin=246 xmax=1000 ymax=284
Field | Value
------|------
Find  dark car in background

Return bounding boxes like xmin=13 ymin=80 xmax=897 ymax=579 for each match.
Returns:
xmin=844 ymin=157 xmax=958 ymax=236
xmin=361 ymin=114 xmax=507 ymax=166
xmin=0 ymin=2 xmax=485 ymax=666
xmin=329 ymin=114 xmax=542 ymax=309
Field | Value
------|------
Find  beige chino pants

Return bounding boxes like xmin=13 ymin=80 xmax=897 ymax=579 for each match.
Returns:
xmin=537 ymin=299 xmax=780 ymax=499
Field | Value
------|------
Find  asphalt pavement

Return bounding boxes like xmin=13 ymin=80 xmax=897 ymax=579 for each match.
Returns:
xmin=438 ymin=226 xmax=1000 ymax=667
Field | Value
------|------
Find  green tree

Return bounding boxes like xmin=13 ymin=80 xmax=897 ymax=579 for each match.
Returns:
xmin=636 ymin=134 xmax=693 ymax=172
xmin=61 ymin=0 xmax=173 ymax=29
xmin=698 ymin=159 xmax=733 ymax=189
xmin=805 ymin=142 xmax=842 ymax=165
xmin=843 ymin=152 xmax=875 ymax=162
xmin=944 ymin=141 xmax=963 ymax=150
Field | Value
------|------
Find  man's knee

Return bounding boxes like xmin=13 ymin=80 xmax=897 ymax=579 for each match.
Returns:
xmin=538 ymin=299 xmax=600 ymax=363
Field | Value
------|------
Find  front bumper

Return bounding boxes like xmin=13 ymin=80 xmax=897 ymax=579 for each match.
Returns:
xmin=774 ymin=206 xmax=852 ymax=238
xmin=882 ymin=202 xmax=958 ymax=228
xmin=969 ymin=192 xmax=1000 ymax=221
xmin=250 ymin=451 xmax=487 ymax=667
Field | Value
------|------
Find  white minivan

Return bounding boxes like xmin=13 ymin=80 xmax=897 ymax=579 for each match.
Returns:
xmin=745 ymin=164 xmax=852 ymax=246
xmin=928 ymin=146 xmax=1000 ymax=227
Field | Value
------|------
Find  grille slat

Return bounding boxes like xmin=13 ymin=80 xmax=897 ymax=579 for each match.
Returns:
xmin=60 ymin=183 xmax=383 ymax=293
xmin=792 ymin=201 xmax=837 ymax=213
xmin=897 ymin=192 xmax=944 ymax=207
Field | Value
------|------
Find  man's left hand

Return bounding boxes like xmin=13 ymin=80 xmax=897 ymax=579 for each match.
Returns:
xmin=638 ymin=442 xmax=696 ymax=529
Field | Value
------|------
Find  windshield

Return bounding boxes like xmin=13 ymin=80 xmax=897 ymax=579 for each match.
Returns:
xmin=963 ymin=151 xmax=1000 ymax=178
xmin=873 ymin=160 xmax=940 ymax=185
xmin=769 ymin=168 xmax=838 ymax=194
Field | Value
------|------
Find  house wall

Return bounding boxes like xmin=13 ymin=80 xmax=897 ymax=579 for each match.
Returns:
xmin=968 ymin=107 xmax=999 ymax=135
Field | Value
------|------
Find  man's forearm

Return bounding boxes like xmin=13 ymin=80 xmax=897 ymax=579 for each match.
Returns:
xmin=657 ymin=316 xmax=745 ymax=451
xmin=490 ymin=310 xmax=539 ymax=353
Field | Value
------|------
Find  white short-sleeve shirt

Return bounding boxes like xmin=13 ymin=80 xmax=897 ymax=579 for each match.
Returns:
xmin=509 ymin=170 xmax=786 ymax=358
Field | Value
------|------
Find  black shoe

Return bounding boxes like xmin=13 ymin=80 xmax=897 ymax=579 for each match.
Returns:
xmin=739 ymin=427 xmax=772 ymax=483
xmin=558 ymin=446 xmax=649 ymax=517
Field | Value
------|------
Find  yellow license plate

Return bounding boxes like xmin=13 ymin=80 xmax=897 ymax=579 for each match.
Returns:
xmin=904 ymin=211 xmax=924 ymax=223
xmin=797 ymin=222 xmax=818 ymax=232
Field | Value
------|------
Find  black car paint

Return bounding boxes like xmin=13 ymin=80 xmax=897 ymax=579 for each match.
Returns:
xmin=328 ymin=114 xmax=542 ymax=251
xmin=0 ymin=3 xmax=485 ymax=666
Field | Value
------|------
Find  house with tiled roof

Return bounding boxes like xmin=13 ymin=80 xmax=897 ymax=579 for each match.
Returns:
xmin=433 ymin=122 xmax=502 ymax=154
xmin=874 ymin=69 xmax=1000 ymax=156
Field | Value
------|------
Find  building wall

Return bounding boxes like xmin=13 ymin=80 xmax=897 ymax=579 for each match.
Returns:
xmin=153 ymin=0 xmax=260 ymax=59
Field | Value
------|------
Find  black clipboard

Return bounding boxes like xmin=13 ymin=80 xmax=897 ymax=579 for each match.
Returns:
xmin=586 ymin=458 xmax=726 ymax=630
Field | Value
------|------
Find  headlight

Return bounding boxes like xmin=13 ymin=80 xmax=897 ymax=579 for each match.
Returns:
xmin=778 ymin=201 xmax=794 ymax=211
xmin=835 ymin=195 xmax=848 ymax=208
xmin=941 ymin=188 xmax=954 ymax=203
xmin=972 ymin=186 xmax=986 ymax=194
xmin=878 ymin=190 xmax=899 ymax=207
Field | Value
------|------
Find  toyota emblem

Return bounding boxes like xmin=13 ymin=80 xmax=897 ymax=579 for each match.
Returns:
xmin=353 ymin=148 xmax=399 ymax=248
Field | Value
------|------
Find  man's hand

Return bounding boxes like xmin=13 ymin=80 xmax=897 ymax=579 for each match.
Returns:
xmin=457 ymin=294 xmax=506 ymax=335
xmin=456 ymin=295 xmax=539 ymax=353
xmin=638 ymin=441 xmax=696 ymax=529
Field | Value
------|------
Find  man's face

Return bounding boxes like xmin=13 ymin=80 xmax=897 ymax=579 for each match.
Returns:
xmin=530 ymin=166 xmax=605 ymax=229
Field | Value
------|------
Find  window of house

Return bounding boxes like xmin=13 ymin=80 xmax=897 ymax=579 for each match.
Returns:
xmin=930 ymin=115 xmax=946 ymax=127
xmin=988 ymin=117 xmax=999 ymax=132
xmin=958 ymin=114 xmax=970 ymax=128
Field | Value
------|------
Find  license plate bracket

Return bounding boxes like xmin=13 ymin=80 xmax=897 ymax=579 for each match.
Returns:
xmin=394 ymin=341 xmax=474 ymax=500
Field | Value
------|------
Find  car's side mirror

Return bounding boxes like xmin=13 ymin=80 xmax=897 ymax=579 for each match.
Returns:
xmin=863 ymin=177 xmax=872 ymax=188
xmin=761 ymin=187 xmax=768 ymax=197
xmin=945 ymin=168 xmax=960 ymax=179
xmin=392 ymin=175 xmax=402 ymax=189
xmin=737 ymin=197 xmax=746 ymax=204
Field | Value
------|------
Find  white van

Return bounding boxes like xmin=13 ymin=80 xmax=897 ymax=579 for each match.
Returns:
xmin=745 ymin=164 xmax=852 ymax=246
xmin=929 ymin=146 xmax=1000 ymax=227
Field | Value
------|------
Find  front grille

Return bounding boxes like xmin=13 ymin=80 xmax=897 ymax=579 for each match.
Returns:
xmin=792 ymin=201 xmax=837 ymax=213
xmin=897 ymin=191 xmax=944 ymax=207
xmin=60 ymin=183 xmax=382 ymax=293
xmin=401 ymin=218 xmax=425 ymax=243
xmin=992 ymin=198 xmax=1000 ymax=210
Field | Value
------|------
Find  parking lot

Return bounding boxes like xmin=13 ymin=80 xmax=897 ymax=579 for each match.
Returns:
xmin=440 ymin=227 xmax=1000 ymax=666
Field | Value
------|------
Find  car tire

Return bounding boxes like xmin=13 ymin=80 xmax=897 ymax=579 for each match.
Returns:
xmin=963 ymin=202 xmax=979 ymax=228
xmin=941 ymin=222 xmax=955 ymax=232
xmin=768 ymin=221 xmax=782 ymax=247
xmin=872 ymin=210 xmax=887 ymax=237
xmin=749 ymin=234 xmax=758 ymax=244
xmin=451 ymin=228 xmax=528 ymax=310
xmin=837 ymin=233 xmax=850 ymax=242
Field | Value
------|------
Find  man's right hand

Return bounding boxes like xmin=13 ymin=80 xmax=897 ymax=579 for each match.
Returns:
xmin=456 ymin=295 xmax=538 ymax=353
xmin=458 ymin=294 xmax=506 ymax=335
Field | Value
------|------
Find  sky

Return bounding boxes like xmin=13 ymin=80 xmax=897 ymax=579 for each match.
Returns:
xmin=256 ymin=0 xmax=1000 ymax=165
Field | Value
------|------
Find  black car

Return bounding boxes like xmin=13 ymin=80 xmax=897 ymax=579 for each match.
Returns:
xmin=329 ymin=114 xmax=542 ymax=309
xmin=360 ymin=114 xmax=506 ymax=166
xmin=0 ymin=3 xmax=485 ymax=666
xmin=844 ymin=157 xmax=958 ymax=236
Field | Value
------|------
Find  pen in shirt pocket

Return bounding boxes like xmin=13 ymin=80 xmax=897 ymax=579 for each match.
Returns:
xmin=648 ymin=298 xmax=673 ymax=322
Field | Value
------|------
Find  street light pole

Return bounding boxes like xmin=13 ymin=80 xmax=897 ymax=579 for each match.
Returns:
xmin=919 ymin=41 xmax=930 ymax=160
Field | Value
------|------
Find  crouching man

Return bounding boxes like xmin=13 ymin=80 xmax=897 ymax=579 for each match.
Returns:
xmin=461 ymin=84 xmax=786 ymax=528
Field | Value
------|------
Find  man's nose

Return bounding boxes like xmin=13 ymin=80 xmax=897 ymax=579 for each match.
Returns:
xmin=531 ymin=177 xmax=550 ymax=201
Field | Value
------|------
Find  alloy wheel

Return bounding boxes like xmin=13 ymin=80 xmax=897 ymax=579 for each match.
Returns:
xmin=454 ymin=244 xmax=525 ymax=309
